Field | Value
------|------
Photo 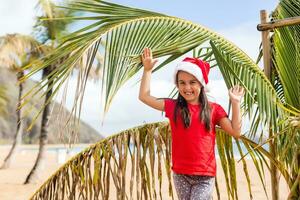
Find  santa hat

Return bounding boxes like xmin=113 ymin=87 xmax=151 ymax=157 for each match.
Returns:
xmin=174 ymin=57 xmax=210 ymax=91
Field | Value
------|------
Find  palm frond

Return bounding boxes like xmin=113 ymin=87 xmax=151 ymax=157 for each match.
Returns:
xmin=34 ymin=0 xmax=74 ymax=43
xmin=21 ymin=0 xmax=282 ymax=134
xmin=29 ymin=122 xmax=281 ymax=200
xmin=272 ymin=0 xmax=300 ymax=110
xmin=17 ymin=0 xmax=299 ymax=198
xmin=29 ymin=122 xmax=173 ymax=200
xmin=23 ymin=1 xmax=297 ymax=145
xmin=0 ymin=34 xmax=48 ymax=70
xmin=271 ymin=1 xmax=300 ymax=197
xmin=0 ymin=86 xmax=8 ymax=115
xmin=216 ymin=130 xmax=238 ymax=199
xmin=210 ymin=40 xmax=285 ymax=138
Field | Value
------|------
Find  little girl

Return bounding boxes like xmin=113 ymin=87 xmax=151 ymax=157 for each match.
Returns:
xmin=139 ymin=47 xmax=244 ymax=200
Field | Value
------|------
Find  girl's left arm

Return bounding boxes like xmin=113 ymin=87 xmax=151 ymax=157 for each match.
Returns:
xmin=219 ymin=85 xmax=245 ymax=139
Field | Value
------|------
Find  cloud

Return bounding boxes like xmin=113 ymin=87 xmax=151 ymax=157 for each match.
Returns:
xmin=0 ymin=0 xmax=37 ymax=35
xmin=53 ymin=74 xmax=172 ymax=137
xmin=94 ymin=78 xmax=173 ymax=136
xmin=218 ymin=22 xmax=262 ymax=62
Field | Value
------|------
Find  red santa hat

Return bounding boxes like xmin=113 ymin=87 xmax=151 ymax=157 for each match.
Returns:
xmin=174 ymin=57 xmax=210 ymax=91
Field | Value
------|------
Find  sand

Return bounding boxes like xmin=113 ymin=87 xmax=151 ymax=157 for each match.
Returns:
xmin=0 ymin=145 xmax=290 ymax=200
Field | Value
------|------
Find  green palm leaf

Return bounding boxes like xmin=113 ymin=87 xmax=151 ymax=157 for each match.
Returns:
xmin=272 ymin=0 xmax=300 ymax=109
xmin=22 ymin=1 xmax=292 ymax=137
xmin=20 ymin=0 xmax=299 ymax=198
xmin=22 ymin=0 xmax=283 ymax=132
xmin=210 ymin=40 xmax=286 ymax=138
xmin=271 ymin=1 xmax=300 ymax=198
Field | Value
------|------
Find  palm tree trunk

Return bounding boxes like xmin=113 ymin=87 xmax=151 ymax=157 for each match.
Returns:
xmin=1 ymin=71 xmax=24 ymax=169
xmin=24 ymin=67 xmax=53 ymax=184
xmin=269 ymin=119 xmax=279 ymax=200
xmin=260 ymin=11 xmax=279 ymax=199
xmin=270 ymin=137 xmax=279 ymax=200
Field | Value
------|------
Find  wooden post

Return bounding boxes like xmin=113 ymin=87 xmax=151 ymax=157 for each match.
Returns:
xmin=261 ymin=10 xmax=271 ymax=79
xmin=260 ymin=10 xmax=279 ymax=200
xmin=257 ymin=16 xmax=300 ymax=31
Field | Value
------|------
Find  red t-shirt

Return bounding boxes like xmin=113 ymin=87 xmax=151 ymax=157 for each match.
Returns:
xmin=164 ymin=99 xmax=228 ymax=177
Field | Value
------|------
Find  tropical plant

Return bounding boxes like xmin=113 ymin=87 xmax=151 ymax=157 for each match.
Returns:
xmin=24 ymin=0 xmax=73 ymax=184
xmin=28 ymin=122 xmax=283 ymax=200
xmin=268 ymin=0 xmax=300 ymax=198
xmin=23 ymin=0 xmax=299 ymax=199
xmin=0 ymin=34 xmax=47 ymax=169
xmin=0 ymin=86 xmax=8 ymax=115
xmin=29 ymin=122 xmax=172 ymax=200
xmin=24 ymin=0 xmax=103 ymax=183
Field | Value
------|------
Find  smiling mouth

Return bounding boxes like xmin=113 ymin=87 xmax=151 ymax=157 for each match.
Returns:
xmin=184 ymin=92 xmax=193 ymax=96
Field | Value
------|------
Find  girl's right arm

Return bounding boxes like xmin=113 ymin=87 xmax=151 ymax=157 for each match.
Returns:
xmin=138 ymin=47 xmax=164 ymax=111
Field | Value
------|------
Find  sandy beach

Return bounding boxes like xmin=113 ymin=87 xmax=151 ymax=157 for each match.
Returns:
xmin=0 ymin=145 xmax=289 ymax=200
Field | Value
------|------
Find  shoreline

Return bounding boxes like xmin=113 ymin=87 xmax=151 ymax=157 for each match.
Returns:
xmin=0 ymin=143 xmax=261 ymax=160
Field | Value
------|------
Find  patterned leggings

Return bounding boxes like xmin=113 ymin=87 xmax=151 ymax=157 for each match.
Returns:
xmin=173 ymin=173 xmax=215 ymax=200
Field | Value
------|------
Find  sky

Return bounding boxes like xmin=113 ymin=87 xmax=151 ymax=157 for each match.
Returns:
xmin=0 ymin=0 xmax=279 ymax=137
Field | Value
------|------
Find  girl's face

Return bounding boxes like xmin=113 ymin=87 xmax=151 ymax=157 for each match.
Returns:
xmin=176 ymin=71 xmax=202 ymax=104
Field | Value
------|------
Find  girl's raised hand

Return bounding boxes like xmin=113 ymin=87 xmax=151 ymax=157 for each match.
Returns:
xmin=229 ymin=85 xmax=245 ymax=103
xmin=141 ymin=47 xmax=158 ymax=72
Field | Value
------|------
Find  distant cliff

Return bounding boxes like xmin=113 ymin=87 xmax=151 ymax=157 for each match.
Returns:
xmin=0 ymin=68 xmax=103 ymax=144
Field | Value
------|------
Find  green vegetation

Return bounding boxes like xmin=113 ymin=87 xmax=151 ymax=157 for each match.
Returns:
xmin=1 ymin=0 xmax=299 ymax=199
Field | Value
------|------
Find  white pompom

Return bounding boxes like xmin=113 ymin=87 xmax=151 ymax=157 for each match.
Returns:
xmin=204 ymin=83 xmax=211 ymax=93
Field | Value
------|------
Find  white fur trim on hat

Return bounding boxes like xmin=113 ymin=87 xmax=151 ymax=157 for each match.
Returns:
xmin=173 ymin=62 xmax=207 ymax=89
